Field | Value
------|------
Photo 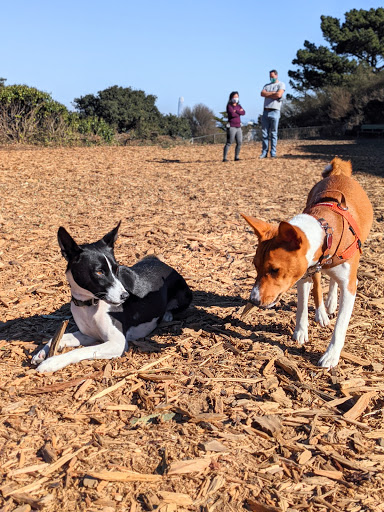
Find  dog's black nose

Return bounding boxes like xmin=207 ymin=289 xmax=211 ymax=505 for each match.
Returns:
xmin=249 ymin=288 xmax=260 ymax=307
xmin=120 ymin=291 xmax=129 ymax=302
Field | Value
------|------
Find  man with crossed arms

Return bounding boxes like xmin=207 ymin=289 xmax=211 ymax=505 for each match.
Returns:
xmin=259 ymin=70 xmax=285 ymax=159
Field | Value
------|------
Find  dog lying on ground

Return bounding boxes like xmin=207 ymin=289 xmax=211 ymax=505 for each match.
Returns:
xmin=241 ymin=157 xmax=373 ymax=368
xmin=32 ymin=222 xmax=192 ymax=372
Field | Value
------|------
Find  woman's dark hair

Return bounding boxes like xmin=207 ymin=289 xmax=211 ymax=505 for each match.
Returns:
xmin=228 ymin=91 xmax=239 ymax=102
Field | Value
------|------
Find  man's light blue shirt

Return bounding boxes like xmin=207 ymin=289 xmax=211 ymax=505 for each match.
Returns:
xmin=263 ymin=81 xmax=285 ymax=111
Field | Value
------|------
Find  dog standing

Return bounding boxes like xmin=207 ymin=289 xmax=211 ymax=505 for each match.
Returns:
xmin=241 ymin=158 xmax=373 ymax=368
xmin=32 ymin=222 xmax=192 ymax=372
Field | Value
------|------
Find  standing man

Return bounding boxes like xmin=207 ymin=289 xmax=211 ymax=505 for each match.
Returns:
xmin=259 ymin=70 xmax=285 ymax=159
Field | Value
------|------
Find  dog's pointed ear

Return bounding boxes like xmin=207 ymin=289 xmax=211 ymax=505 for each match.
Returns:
xmin=278 ymin=221 xmax=303 ymax=250
xmin=57 ymin=227 xmax=82 ymax=261
xmin=102 ymin=221 xmax=121 ymax=247
xmin=241 ymin=213 xmax=274 ymax=241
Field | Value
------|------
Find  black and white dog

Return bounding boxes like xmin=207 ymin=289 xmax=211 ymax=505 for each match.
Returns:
xmin=32 ymin=222 xmax=192 ymax=373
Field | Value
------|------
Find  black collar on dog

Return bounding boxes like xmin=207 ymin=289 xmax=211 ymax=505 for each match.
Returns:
xmin=71 ymin=296 xmax=99 ymax=307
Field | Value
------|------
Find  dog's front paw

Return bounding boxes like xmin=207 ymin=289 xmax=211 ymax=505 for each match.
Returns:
xmin=318 ymin=349 xmax=340 ymax=369
xmin=31 ymin=345 xmax=50 ymax=365
xmin=315 ymin=307 xmax=330 ymax=327
xmin=162 ymin=311 xmax=173 ymax=323
xmin=293 ymin=327 xmax=308 ymax=346
xmin=36 ymin=355 xmax=64 ymax=373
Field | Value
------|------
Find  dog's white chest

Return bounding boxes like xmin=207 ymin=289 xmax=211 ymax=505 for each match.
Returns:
xmin=71 ymin=302 xmax=115 ymax=341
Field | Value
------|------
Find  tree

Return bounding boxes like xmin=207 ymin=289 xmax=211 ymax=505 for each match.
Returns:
xmin=214 ymin=111 xmax=229 ymax=132
xmin=159 ymin=114 xmax=191 ymax=138
xmin=289 ymin=41 xmax=357 ymax=93
xmin=74 ymin=85 xmax=163 ymax=136
xmin=280 ymin=68 xmax=384 ymax=130
xmin=289 ymin=8 xmax=384 ymax=93
xmin=321 ymin=9 xmax=384 ymax=70
xmin=181 ymin=103 xmax=216 ymax=137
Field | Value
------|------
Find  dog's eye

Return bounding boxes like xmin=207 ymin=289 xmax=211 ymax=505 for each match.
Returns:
xmin=269 ymin=268 xmax=279 ymax=275
xmin=95 ymin=269 xmax=105 ymax=276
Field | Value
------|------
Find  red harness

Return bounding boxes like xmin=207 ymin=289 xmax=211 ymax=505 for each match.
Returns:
xmin=305 ymin=201 xmax=362 ymax=266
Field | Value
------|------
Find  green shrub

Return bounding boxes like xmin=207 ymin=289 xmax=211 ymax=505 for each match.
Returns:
xmin=0 ymin=84 xmax=69 ymax=143
xmin=69 ymin=113 xmax=115 ymax=144
xmin=0 ymin=84 xmax=117 ymax=145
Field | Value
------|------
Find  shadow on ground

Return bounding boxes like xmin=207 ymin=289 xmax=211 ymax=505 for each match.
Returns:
xmin=281 ymin=139 xmax=384 ymax=177
xmin=0 ymin=289 xmax=320 ymax=365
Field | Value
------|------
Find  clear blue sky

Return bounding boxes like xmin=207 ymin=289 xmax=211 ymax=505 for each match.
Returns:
xmin=1 ymin=1 xmax=382 ymax=122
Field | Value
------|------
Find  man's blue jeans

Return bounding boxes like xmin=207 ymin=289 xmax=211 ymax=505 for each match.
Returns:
xmin=261 ymin=109 xmax=280 ymax=156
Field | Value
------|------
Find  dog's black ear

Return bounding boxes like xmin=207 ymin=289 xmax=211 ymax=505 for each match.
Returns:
xmin=57 ymin=227 xmax=82 ymax=261
xmin=102 ymin=221 xmax=121 ymax=248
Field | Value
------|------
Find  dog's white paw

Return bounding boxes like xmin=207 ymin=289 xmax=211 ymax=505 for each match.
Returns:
xmin=318 ymin=349 xmax=340 ymax=369
xmin=31 ymin=346 xmax=49 ymax=365
xmin=36 ymin=355 xmax=64 ymax=373
xmin=315 ymin=307 xmax=330 ymax=327
xmin=162 ymin=311 xmax=173 ymax=322
xmin=293 ymin=326 xmax=308 ymax=346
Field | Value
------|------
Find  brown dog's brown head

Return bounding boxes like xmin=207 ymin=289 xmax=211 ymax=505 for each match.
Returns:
xmin=241 ymin=213 xmax=309 ymax=307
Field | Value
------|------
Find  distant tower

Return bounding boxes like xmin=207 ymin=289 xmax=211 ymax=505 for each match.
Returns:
xmin=178 ymin=97 xmax=184 ymax=117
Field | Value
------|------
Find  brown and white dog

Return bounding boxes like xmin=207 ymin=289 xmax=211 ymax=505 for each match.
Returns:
xmin=241 ymin=158 xmax=373 ymax=368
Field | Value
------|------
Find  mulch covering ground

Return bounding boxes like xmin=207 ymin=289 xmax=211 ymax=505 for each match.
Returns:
xmin=0 ymin=139 xmax=383 ymax=512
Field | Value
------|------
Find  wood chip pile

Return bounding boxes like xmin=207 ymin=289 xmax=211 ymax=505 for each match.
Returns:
xmin=0 ymin=140 xmax=383 ymax=512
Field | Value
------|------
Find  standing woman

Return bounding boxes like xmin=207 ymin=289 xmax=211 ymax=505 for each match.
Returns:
xmin=223 ymin=91 xmax=246 ymax=162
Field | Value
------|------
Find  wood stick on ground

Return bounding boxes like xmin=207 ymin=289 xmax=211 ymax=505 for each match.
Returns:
xmin=48 ymin=319 xmax=69 ymax=358
xmin=240 ymin=302 xmax=256 ymax=319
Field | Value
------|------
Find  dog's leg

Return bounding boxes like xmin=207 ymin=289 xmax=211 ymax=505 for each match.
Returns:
xmin=325 ymin=278 xmax=338 ymax=316
xmin=36 ymin=333 xmax=127 ymax=373
xmin=162 ymin=298 xmax=179 ymax=323
xmin=163 ymin=281 xmax=192 ymax=323
xmin=125 ymin=317 xmax=160 ymax=341
xmin=31 ymin=331 xmax=98 ymax=365
xmin=313 ymin=272 xmax=330 ymax=327
xmin=318 ymin=260 xmax=357 ymax=368
xmin=293 ymin=277 xmax=312 ymax=345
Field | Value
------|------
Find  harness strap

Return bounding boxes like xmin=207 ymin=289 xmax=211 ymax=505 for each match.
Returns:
xmin=314 ymin=202 xmax=362 ymax=260
xmin=316 ymin=217 xmax=333 ymax=264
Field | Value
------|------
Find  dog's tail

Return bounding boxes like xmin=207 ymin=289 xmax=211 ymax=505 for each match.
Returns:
xmin=322 ymin=157 xmax=353 ymax=178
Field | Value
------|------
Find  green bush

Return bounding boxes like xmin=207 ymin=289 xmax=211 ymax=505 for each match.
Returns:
xmin=0 ymin=82 xmax=207 ymax=145
xmin=0 ymin=84 xmax=69 ymax=143
xmin=74 ymin=85 xmax=163 ymax=136
xmin=159 ymin=114 xmax=191 ymax=138
xmin=0 ymin=84 xmax=116 ymax=145
xmin=69 ymin=113 xmax=115 ymax=144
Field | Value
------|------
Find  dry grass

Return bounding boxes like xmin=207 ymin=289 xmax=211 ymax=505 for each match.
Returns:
xmin=0 ymin=139 xmax=384 ymax=512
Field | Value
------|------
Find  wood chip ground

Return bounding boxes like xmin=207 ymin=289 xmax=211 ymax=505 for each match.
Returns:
xmin=0 ymin=140 xmax=384 ymax=511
